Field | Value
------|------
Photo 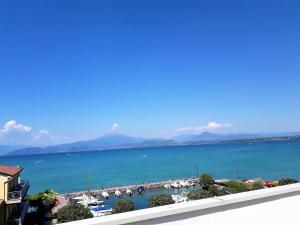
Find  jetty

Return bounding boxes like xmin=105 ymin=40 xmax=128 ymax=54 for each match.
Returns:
xmin=64 ymin=177 xmax=198 ymax=198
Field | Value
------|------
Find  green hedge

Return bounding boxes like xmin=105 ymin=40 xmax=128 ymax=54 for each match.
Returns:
xmin=113 ymin=199 xmax=135 ymax=214
xmin=56 ymin=204 xmax=93 ymax=223
xmin=223 ymin=181 xmax=250 ymax=193
xmin=149 ymin=194 xmax=175 ymax=207
xmin=251 ymin=179 xmax=264 ymax=190
xmin=187 ymin=189 xmax=212 ymax=200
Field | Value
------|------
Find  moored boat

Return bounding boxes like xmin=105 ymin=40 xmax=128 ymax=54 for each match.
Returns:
xmin=126 ymin=189 xmax=133 ymax=195
xmin=101 ymin=191 xmax=109 ymax=199
xmin=115 ymin=190 xmax=122 ymax=197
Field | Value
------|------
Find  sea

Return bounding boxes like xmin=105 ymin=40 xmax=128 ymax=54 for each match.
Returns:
xmin=1 ymin=140 xmax=300 ymax=209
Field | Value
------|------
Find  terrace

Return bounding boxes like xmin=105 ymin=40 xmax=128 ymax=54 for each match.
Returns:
xmin=7 ymin=180 xmax=30 ymax=204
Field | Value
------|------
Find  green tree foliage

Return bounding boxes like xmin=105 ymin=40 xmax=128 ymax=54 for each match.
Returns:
xmin=41 ymin=189 xmax=57 ymax=211
xmin=112 ymin=199 xmax=135 ymax=214
xmin=278 ymin=178 xmax=298 ymax=186
xmin=223 ymin=181 xmax=250 ymax=193
xmin=149 ymin=194 xmax=175 ymax=207
xmin=208 ymin=185 xmax=228 ymax=196
xmin=56 ymin=204 xmax=93 ymax=223
xmin=199 ymin=174 xmax=214 ymax=190
xmin=28 ymin=189 xmax=56 ymax=212
xmin=187 ymin=189 xmax=212 ymax=200
xmin=251 ymin=179 xmax=264 ymax=190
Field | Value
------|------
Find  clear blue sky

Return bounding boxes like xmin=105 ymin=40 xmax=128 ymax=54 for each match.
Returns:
xmin=0 ymin=0 xmax=300 ymax=145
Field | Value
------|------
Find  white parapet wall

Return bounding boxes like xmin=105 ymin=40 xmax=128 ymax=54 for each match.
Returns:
xmin=60 ymin=183 xmax=300 ymax=225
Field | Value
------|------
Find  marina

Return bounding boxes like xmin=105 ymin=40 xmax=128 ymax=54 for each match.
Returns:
xmin=64 ymin=177 xmax=199 ymax=212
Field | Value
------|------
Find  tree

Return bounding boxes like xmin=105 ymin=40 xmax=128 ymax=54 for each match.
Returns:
xmin=28 ymin=189 xmax=56 ymax=213
xmin=41 ymin=189 xmax=56 ymax=211
xmin=251 ymin=179 xmax=264 ymax=190
xmin=199 ymin=173 xmax=214 ymax=190
xmin=56 ymin=204 xmax=93 ymax=223
xmin=113 ymin=199 xmax=135 ymax=214
xmin=149 ymin=194 xmax=175 ymax=207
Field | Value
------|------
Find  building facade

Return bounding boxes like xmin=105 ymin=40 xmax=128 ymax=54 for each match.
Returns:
xmin=0 ymin=165 xmax=30 ymax=225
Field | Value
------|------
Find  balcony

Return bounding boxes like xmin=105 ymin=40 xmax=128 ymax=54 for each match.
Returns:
xmin=7 ymin=199 xmax=30 ymax=225
xmin=7 ymin=180 xmax=30 ymax=204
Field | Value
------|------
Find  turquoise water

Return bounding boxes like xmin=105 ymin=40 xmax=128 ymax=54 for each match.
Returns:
xmin=1 ymin=141 xmax=300 ymax=195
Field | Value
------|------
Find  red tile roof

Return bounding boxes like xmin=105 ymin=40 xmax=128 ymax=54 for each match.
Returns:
xmin=0 ymin=164 xmax=22 ymax=176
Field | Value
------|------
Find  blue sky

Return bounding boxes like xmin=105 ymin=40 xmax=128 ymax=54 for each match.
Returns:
xmin=0 ymin=0 xmax=300 ymax=145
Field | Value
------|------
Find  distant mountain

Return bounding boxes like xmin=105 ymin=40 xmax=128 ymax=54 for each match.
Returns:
xmin=7 ymin=132 xmax=300 ymax=156
xmin=7 ymin=133 xmax=147 ymax=156
xmin=0 ymin=145 xmax=28 ymax=155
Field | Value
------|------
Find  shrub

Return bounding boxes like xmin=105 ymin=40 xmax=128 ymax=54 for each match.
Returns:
xmin=224 ymin=181 xmax=250 ymax=193
xmin=278 ymin=178 xmax=298 ymax=186
xmin=56 ymin=204 xmax=93 ymax=223
xmin=149 ymin=194 xmax=175 ymax=207
xmin=41 ymin=189 xmax=56 ymax=211
xmin=28 ymin=190 xmax=56 ymax=213
xmin=251 ymin=179 xmax=264 ymax=190
xmin=199 ymin=173 xmax=214 ymax=190
xmin=272 ymin=181 xmax=279 ymax=187
xmin=28 ymin=193 xmax=44 ymax=209
xmin=113 ymin=199 xmax=135 ymax=214
xmin=208 ymin=185 xmax=228 ymax=196
xmin=187 ymin=189 xmax=212 ymax=200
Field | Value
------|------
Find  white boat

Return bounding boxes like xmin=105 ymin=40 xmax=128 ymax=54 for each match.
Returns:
xmin=115 ymin=190 xmax=122 ymax=197
xmin=172 ymin=194 xmax=188 ymax=203
xmin=179 ymin=181 xmax=191 ymax=187
xmin=164 ymin=184 xmax=171 ymax=189
xmin=73 ymin=194 xmax=103 ymax=207
xmin=126 ymin=189 xmax=133 ymax=195
xmin=89 ymin=204 xmax=112 ymax=217
xmin=171 ymin=182 xmax=179 ymax=188
xmin=101 ymin=191 xmax=109 ymax=199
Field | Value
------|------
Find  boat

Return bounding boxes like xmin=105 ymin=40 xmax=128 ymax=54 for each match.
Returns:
xmin=164 ymin=184 xmax=171 ymax=189
xmin=89 ymin=204 xmax=112 ymax=217
xmin=101 ymin=191 xmax=109 ymax=199
xmin=126 ymin=189 xmax=133 ymax=196
xmin=170 ymin=182 xmax=179 ymax=188
xmin=73 ymin=194 xmax=103 ymax=207
xmin=179 ymin=181 xmax=190 ymax=187
xmin=137 ymin=186 xmax=145 ymax=194
xmin=115 ymin=190 xmax=122 ymax=197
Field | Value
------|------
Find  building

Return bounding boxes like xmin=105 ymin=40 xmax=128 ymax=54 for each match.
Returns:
xmin=0 ymin=164 xmax=30 ymax=225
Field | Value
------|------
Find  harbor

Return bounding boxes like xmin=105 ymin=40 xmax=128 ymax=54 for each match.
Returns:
xmin=53 ymin=177 xmax=201 ymax=216
xmin=64 ymin=177 xmax=198 ymax=199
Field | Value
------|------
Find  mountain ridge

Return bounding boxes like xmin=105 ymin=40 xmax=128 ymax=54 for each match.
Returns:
xmin=4 ymin=132 xmax=300 ymax=156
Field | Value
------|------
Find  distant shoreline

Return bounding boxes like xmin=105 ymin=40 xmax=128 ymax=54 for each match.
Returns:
xmin=4 ymin=136 xmax=300 ymax=157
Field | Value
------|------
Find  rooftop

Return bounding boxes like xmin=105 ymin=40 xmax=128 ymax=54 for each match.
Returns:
xmin=0 ymin=164 xmax=22 ymax=176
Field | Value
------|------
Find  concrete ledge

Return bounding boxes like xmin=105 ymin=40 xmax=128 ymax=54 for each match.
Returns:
xmin=60 ymin=183 xmax=300 ymax=225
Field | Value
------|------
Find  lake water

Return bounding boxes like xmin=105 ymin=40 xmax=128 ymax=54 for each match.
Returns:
xmin=1 ymin=140 xmax=300 ymax=196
